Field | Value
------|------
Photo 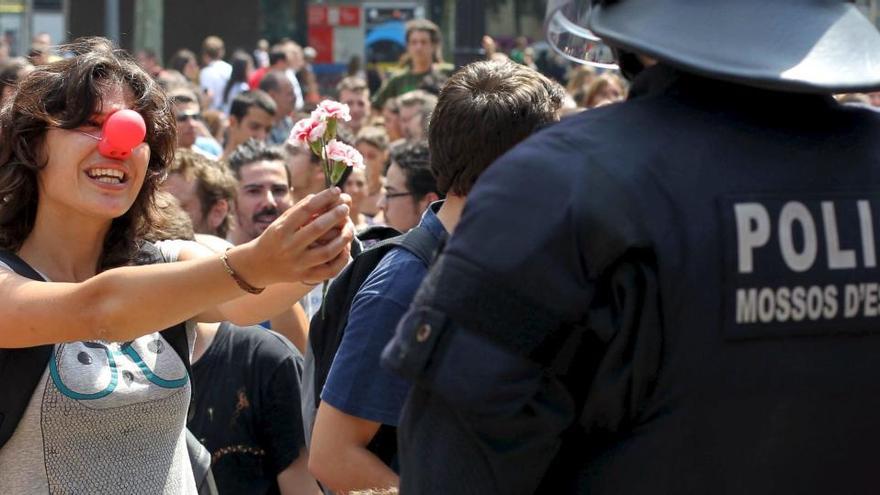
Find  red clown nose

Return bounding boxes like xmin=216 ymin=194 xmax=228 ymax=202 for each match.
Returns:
xmin=97 ymin=109 xmax=146 ymax=159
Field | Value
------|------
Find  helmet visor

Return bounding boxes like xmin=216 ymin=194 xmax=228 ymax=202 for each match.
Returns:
xmin=545 ymin=0 xmax=618 ymax=69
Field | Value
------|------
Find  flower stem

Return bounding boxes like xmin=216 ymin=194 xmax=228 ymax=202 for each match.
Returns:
xmin=319 ymin=135 xmax=332 ymax=318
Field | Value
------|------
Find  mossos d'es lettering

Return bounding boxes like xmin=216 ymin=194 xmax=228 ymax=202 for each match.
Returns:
xmin=721 ymin=195 xmax=880 ymax=339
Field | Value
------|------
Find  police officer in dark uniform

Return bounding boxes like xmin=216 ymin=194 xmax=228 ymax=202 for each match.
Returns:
xmin=381 ymin=0 xmax=880 ymax=493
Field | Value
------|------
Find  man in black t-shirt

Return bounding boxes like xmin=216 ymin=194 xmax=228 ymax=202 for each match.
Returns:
xmin=188 ymin=322 xmax=320 ymax=494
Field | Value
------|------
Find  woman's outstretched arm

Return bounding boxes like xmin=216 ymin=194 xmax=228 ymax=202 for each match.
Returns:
xmin=0 ymin=189 xmax=351 ymax=348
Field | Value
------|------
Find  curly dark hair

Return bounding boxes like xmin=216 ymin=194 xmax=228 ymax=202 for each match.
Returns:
xmin=0 ymin=37 xmax=177 ymax=270
xmin=169 ymin=149 xmax=238 ymax=238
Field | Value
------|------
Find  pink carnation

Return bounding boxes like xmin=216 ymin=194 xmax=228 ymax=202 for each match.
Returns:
xmin=325 ymin=139 xmax=364 ymax=169
xmin=289 ymin=117 xmax=327 ymax=145
xmin=313 ymin=100 xmax=352 ymax=122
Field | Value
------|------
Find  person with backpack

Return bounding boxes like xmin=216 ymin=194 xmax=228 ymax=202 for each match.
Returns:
xmin=307 ymin=61 xmax=564 ymax=494
xmin=0 ymin=37 xmax=353 ymax=494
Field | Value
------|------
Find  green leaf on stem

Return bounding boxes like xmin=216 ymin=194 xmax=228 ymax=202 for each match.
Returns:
xmin=309 ymin=140 xmax=323 ymax=157
xmin=325 ymin=118 xmax=338 ymax=142
xmin=329 ymin=161 xmax=348 ymax=186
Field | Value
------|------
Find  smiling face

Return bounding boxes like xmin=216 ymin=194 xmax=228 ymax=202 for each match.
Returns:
xmin=234 ymin=159 xmax=293 ymax=241
xmin=38 ymin=83 xmax=149 ymax=222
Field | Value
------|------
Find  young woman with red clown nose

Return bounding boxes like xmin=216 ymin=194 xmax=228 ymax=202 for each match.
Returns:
xmin=0 ymin=38 xmax=353 ymax=493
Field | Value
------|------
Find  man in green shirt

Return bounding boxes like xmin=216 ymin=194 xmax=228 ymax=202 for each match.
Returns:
xmin=371 ymin=19 xmax=453 ymax=110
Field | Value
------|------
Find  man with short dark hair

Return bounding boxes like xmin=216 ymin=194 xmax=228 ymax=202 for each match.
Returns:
xmin=223 ymin=90 xmax=277 ymax=158
xmin=226 ymin=139 xmax=292 ymax=246
xmin=396 ymin=90 xmax=437 ymax=142
xmin=308 ymin=61 xmax=563 ymax=494
xmin=371 ymin=19 xmax=453 ymax=110
xmin=226 ymin=139 xmax=314 ymax=353
xmin=199 ymin=35 xmax=232 ymax=111
xmin=427 ymin=62 xmax=564 ymax=197
xmin=379 ymin=141 xmax=440 ymax=233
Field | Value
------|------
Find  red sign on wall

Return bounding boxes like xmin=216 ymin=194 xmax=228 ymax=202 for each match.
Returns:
xmin=308 ymin=26 xmax=334 ymax=64
xmin=337 ymin=6 xmax=361 ymax=26
xmin=308 ymin=5 xmax=361 ymax=27
xmin=308 ymin=6 xmax=328 ymax=26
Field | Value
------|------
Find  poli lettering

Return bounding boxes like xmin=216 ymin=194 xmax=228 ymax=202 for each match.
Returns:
xmin=734 ymin=200 xmax=877 ymax=274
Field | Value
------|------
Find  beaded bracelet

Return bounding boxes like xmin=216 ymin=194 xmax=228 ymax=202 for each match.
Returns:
xmin=221 ymin=248 xmax=265 ymax=295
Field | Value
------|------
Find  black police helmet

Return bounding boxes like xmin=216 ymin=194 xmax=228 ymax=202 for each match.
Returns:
xmin=546 ymin=0 xmax=880 ymax=94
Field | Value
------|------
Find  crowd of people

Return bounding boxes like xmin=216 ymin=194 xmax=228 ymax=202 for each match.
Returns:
xmin=2 ymin=2 xmax=880 ymax=493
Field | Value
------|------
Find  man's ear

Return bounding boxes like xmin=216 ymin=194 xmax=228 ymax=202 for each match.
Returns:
xmin=227 ymin=115 xmax=239 ymax=128
xmin=418 ymin=192 xmax=440 ymax=212
xmin=207 ymin=199 xmax=230 ymax=231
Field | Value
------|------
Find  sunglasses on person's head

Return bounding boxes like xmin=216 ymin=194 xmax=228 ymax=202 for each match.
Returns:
xmin=175 ymin=112 xmax=202 ymax=123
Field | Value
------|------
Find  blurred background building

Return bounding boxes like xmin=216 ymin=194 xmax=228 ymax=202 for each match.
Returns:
xmin=3 ymin=0 xmax=877 ymax=87
xmin=0 ymin=0 xmax=552 ymax=66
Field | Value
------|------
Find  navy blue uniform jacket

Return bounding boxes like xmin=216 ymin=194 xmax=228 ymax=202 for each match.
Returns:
xmin=382 ymin=65 xmax=880 ymax=494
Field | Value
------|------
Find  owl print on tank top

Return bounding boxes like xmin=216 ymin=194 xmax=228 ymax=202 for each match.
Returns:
xmin=40 ymin=333 xmax=192 ymax=493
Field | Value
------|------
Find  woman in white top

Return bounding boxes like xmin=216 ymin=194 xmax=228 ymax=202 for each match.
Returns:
xmin=0 ymin=37 xmax=352 ymax=494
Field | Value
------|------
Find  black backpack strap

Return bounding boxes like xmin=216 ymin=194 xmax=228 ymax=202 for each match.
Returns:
xmin=0 ymin=249 xmax=44 ymax=281
xmin=160 ymin=325 xmax=192 ymax=379
xmin=397 ymin=225 xmax=442 ymax=266
xmin=357 ymin=225 xmax=402 ymax=243
xmin=361 ymin=225 xmax=441 ymax=267
xmin=0 ymin=250 xmax=53 ymax=449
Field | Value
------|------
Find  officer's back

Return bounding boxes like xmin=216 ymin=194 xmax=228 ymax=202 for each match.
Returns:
xmin=382 ymin=1 xmax=880 ymax=493
xmin=527 ymin=65 xmax=880 ymax=494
